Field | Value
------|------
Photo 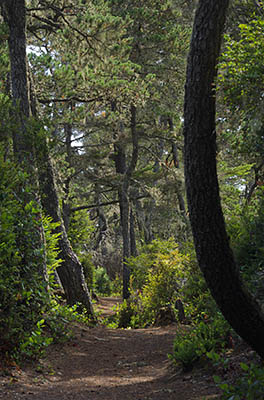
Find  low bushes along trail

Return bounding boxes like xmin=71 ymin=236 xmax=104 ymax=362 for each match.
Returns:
xmin=0 ymin=297 xmax=220 ymax=400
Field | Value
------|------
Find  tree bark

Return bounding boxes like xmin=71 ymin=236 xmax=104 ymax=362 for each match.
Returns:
xmin=2 ymin=0 xmax=30 ymax=157
xmin=113 ymin=141 xmax=130 ymax=298
xmin=113 ymin=104 xmax=138 ymax=299
xmin=135 ymin=198 xmax=154 ymax=244
xmin=23 ymin=25 xmax=95 ymax=319
xmin=130 ymin=208 xmax=138 ymax=257
xmin=122 ymin=105 xmax=138 ymax=298
xmin=2 ymin=0 xmax=47 ymax=282
xmin=171 ymin=142 xmax=186 ymax=215
xmin=184 ymin=0 xmax=264 ymax=358
xmin=37 ymin=139 xmax=95 ymax=318
xmin=93 ymin=181 xmax=108 ymax=251
xmin=62 ymin=122 xmax=73 ymax=232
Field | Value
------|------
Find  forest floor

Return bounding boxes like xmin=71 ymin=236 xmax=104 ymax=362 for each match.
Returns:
xmin=0 ymin=297 xmax=257 ymax=400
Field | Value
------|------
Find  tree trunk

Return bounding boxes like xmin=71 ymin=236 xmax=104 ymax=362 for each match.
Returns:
xmin=62 ymin=122 xmax=73 ymax=232
xmin=20 ymin=38 xmax=95 ymax=318
xmin=130 ymin=208 xmax=138 ymax=257
xmin=3 ymin=0 xmax=30 ymax=157
xmin=113 ymin=104 xmax=138 ymax=299
xmin=171 ymin=142 xmax=186 ymax=215
xmin=184 ymin=0 xmax=264 ymax=358
xmin=93 ymin=182 xmax=108 ymax=251
xmin=114 ymin=142 xmax=130 ymax=299
xmin=120 ymin=187 xmax=131 ymax=299
xmin=37 ymin=140 xmax=95 ymax=318
xmin=2 ymin=0 xmax=47 ymax=281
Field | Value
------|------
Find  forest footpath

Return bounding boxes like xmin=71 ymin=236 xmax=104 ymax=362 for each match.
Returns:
xmin=0 ymin=297 xmax=220 ymax=400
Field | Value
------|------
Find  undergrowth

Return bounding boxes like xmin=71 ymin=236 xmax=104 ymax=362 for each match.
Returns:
xmin=168 ymin=315 xmax=231 ymax=372
xmin=215 ymin=362 xmax=264 ymax=399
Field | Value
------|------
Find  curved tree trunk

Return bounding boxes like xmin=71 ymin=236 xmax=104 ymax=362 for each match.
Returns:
xmin=183 ymin=0 xmax=264 ymax=358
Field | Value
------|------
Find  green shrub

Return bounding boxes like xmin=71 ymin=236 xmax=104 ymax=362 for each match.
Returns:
xmin=112 ymin=238 xmax=218 ymax=329
xmin=114 ymin=299 xmax=135 ymax=328
xmin=119 ymin=239 xmax=192 ymax=327
xmin=94 ymin=266 xmax=111 ymax=295
xmin=0 ymin=157 xmax=49 ymax=356
xmin=225 ymin=189 xmax=264 ymax=303
xmin=215 ymin=363 xmax=264 ymax=400
xmin=169 ymin=329 xmax=199 ymax=371
xmin=112 ymin=290 xmax=146 ymax=328
xmin=67 ymin=208 xmax=95 ymax=255
xmin=44 ymin=300 xmax=94 ymax=344
xmin=19 ymin=319 xmax=53 ymax=359
xmin=138 ymin=248 xmax=189 ymax=324
xmin=79 ymin=254 xmax=95 ymax=291
xmin=179 ymin=241 xmax=220 ymax=320
xmin=128 ymin=238 xmax=180 ymax=290
xmin=0 ymin=151 xmax=68 ymax=360
xmin=110 ymin=273 xmax=123 ymax=296
xmin=169 ymin=316 xmax=230 ymax=371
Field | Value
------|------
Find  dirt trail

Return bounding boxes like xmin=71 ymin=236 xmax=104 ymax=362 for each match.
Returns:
xmin=0 ymin=297 xmax=219 ymax=400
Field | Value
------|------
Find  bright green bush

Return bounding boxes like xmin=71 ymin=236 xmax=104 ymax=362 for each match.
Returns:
xmin=128 ymin=238 xmax=180 ymax=290
xmin=112 ymin=239 xmax=226 ymax=330
xmin=138 ymin=248 xmax=189 ymax=324
xmin=114 ymin=299 xmax=137 ymax=328
xmin=130 ymin=239 xmax=218 ymax=326
xmin=113 ymin=239 xmax=197 ymax=328
xmin=0 ymin=151 xmax=63 ymax=360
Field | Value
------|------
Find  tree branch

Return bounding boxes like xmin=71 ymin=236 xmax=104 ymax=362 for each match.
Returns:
xmin=70 ymin=194 xmax=150 ymax=213
xmin=38 ymin=95 xmax=103 ymax=104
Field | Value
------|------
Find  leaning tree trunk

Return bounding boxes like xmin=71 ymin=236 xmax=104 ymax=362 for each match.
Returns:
xmin=37 ymin=140 xmax=95 ymax=319
xmin=183 ymin=0 xmax=264 ymax=358
xmin=25 ymin=36 xmax=95 ymax=320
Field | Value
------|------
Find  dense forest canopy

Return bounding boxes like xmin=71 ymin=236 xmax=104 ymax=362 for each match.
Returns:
xmin=1 ymin=1 xmax=264 ymax=393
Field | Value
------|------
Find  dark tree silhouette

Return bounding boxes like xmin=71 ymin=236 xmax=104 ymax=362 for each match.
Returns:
xmin=183 ymin=0 xmax=264 ymax=358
